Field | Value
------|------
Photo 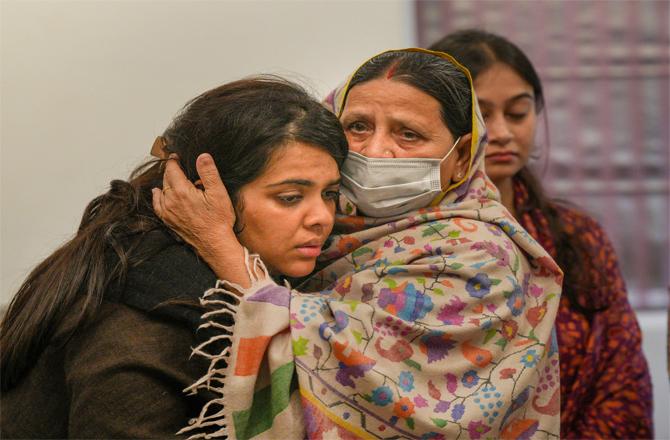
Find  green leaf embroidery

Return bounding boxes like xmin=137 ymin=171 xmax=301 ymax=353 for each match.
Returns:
xmin=352 ymin=330 xmax=363 ymax=345
xmin=490 ymin=278 xmax=502 ymax=285
xmin=292 ymin=337 xmax=309 ymax=356
xmin=403 ymin=359 xmax=422 ymax=371
xmin=433 ymin=287 xmax=444 ymax=296
xmin=382 ymin=278 xmax=398 ymax=288
xmin=344 ymin=300 xmax=360 ymax=312
xmin=406 ymin=417 xmax=415 ymax=430
xmin=352 ymin=246 xmax=373 ymax=258
xmin=431 ymin=418 xmax=448 ymax=428
xmin=447 ymin=230 xmax=460 ymax=238
xmin=483 ymin=328 xmax=497 ymax=344
xmin=494 ymin=338 xmax=508 ymax=349
xmin=448 ymin=262 xmax=464 ymax=270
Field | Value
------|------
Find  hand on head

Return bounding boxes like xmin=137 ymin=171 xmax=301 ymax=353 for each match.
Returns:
xmin=152 ymin=153 xmax=249 ymax=285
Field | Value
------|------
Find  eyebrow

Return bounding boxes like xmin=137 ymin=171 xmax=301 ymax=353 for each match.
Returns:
xmin=479 ymin=92 xmax=534 ymax=106
xmin=265 ymin=178 xmax=341 ymax=188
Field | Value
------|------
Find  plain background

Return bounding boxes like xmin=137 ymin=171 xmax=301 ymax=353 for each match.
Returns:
xmin=1 ymin=1 xmax=667 ymax=437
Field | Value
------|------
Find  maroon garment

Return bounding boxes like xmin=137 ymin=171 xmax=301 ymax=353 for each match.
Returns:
xmin=514 ymin=178 xmax=653 ymax=439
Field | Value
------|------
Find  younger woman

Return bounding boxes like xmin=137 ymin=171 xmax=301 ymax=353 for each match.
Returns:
xmin=0 ymin=76 xmax=347 ymax=438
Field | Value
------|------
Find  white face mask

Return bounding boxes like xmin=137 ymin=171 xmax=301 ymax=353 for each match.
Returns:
xmin=340 ymin=137 xmax=461 ymax=218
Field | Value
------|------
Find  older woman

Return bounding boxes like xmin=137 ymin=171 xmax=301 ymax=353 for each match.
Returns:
xmin=155 ymin=49 xmax=563 ymax=439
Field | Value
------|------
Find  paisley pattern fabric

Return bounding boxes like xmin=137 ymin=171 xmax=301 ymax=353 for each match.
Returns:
xmin=181 ymin=49 xmax=563 ymax=440
xmin=514 ymin=178 xmax=653 ymax=439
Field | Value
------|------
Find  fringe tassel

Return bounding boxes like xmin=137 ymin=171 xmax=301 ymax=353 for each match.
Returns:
xmin=178 ymin=248 xmax=275 ymax=439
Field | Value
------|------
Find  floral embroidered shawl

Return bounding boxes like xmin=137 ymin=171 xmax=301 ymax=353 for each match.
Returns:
xmin=181 ymin=49 xmax=562 ymax=440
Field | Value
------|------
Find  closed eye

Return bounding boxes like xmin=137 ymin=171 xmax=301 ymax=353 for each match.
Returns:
xmin=323 ymin=189 xmax=340 ymax=201
xmin=277 ymin=194 xmax=302 ymax=205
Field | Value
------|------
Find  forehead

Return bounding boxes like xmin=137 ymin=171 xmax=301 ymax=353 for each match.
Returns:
xmin=342 ymin=78 xmax=444 ymax=122
xmin=474 ymin=63 xmax=533 ymax=102
xmin=257 ymin=141 xmax=339 ymax=183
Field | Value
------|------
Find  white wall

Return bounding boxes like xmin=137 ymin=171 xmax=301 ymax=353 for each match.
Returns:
xmin=1 ymin=0 xmax=415 ymax=304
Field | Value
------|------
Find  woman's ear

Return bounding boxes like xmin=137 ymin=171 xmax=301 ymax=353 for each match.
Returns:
xmin=454 ymin=133 xmax=473 ymax=177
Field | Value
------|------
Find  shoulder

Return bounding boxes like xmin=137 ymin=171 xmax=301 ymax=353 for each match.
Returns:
xmin=108 ymin=229 xmax=219 ymax=328
xmin=553 ymin=203 xmax=610 ymax=243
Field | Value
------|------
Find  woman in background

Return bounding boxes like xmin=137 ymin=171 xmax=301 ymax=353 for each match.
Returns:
xmin=429 ymin=29 xmax=653 ymax=439
xmin=0 ymin=76 xmax=347 ymax=438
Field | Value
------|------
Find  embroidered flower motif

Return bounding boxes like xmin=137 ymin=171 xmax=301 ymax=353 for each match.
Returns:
xmin=393 ymin=396 xmax=415 ymax=418
xmin=378 ymin=281 xmax=433 ymax=321
xmin=467 ymin=420 xmax=492 ymax=439
xmin=498 ymin=220 xmax=517 ymax=236
xmin=437 ymin=296 xmax=466 ymax=326
xmin=337 ymin=236 xmax=362 ymax=254
xmin=334 ymin=275 xmax=352 ymax=295
xmin=521 ymin=349 xmax=540 ymax=368
xmin=375 ymin=337 xmax=414 ymax=362
xmin=435 ymin=400 xmax=450 ymax=413
xmin=398 ymin=371 xmax=415 ymax=392
xmin=370 ymin=386 xmax=394 ymax=406
xmin=466 ymin=273 xmax=493 ymax=299
xmin=461 ymin=370 xmax=479 ymax=388
xmin=413 ymin=395 xmax=428 ymax=408
xmin=445 ymin=373 xmax=458 ymax=393
xmin=529 ymin=283 xmax=544 ymax=298
xmin=501 ymin=320 xmax=518 ymax=341
xmin=486 ymin=223 xmax=503 ymax=236
xmin=500 ymin=368 xmax=517 ymax=379
xmin=451 ymin=402 xmax=465 ymax=421
xmin=505 ymin=282 xmax=525 ymax=316
xmin=419 ymin=331 xmax=456 ymax=363
xmin=526 ymin=301 xmax=548 ymax=327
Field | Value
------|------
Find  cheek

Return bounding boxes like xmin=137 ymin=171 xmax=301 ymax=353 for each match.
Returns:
xmin=345 ymin=134 xmax=363 ymax=152
xmin=515 ymin=119 xmax=537 ymax=156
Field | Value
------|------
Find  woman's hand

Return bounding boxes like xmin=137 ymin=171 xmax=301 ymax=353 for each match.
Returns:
xmin=152 ymin=154 xmax=250 ymax=287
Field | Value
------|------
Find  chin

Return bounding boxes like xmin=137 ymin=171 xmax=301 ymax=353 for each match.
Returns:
xmin=279 ymin=260 xmax=317 ymax=278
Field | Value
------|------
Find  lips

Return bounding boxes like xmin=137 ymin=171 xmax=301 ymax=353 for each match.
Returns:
xmin=486 ymin=151 xmax=518 ymax=162
xmin=296 ymin=240 xmax=325 ymax=257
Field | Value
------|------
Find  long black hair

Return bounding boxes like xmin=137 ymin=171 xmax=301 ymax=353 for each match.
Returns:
xmin=429 ymin=29 xmax=598 ymax=314
xmin=0 ymin=76 xmax=348 ymax=390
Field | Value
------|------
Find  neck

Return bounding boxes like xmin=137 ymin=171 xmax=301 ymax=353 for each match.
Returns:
xmin=494 ymin=177 xmax=516 ymax=218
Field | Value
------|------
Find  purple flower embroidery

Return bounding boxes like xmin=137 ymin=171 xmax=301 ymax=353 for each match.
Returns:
xmin=461 ymin=370 xmax=479 ymax=388
xmin=466 ymin=273 xmax=493 ymax=299
xmin=419 ymin=331 xmax=456 ymax=363
xmin=437 ymin=296 xmax=466 ymax=326
xmin=451 ymin=403 xmax=465 ymax=421
xmin=435 ymin=400 xmax=451 ymax=413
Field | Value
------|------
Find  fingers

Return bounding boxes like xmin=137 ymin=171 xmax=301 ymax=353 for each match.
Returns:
xmin=196 ymin=153 xmax=226 ymax=197
xmin=151 ymin=188 xmax=164 ymax=220
xmin=162 ymin=154 xmax=189 ymax=193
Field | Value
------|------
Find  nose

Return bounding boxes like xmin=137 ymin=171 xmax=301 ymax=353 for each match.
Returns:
xmin=305 ymin=197 xmax=335 ymax=235
xmin=355 ymin=131 xmax=396 ymax=158
xmin=487 ymin=113 xmax=513 ymax=146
